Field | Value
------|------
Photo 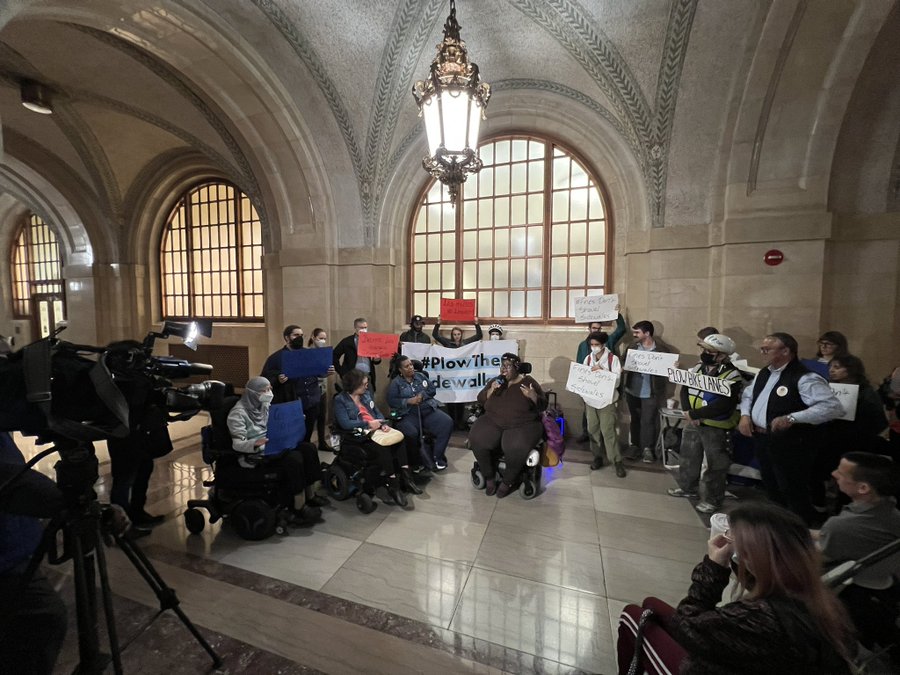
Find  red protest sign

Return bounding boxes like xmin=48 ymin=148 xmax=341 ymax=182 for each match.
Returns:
xmin=440 ymin=298 xmax=476 ymax=323
xmin=358 ymin=331 xmax=399 ymax=358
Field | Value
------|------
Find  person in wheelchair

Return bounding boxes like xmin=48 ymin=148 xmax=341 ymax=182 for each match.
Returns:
xmin=334 ymin=369 xmax=423 ymax=505
xmin=468 ymin=353 xmax=546 ymax=498
xmin=387 ymin=355 xmax=454 ymax=471
xmin=226 ymin=377 xmax=325 ymax=525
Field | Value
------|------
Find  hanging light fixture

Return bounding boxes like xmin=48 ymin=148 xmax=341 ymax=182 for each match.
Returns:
xmin=20 ymin=80 xmax=53 ymax=115
xmin=412 ymin=0 xmax=490 ymax=204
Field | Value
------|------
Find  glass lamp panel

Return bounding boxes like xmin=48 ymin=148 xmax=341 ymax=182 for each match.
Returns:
xmin=438 ymin=90 xmax=470 ymax=154
xmin=422 ymin=98 xmax=442 ymax=156
xmin=466 ymin=102 xmax=482 ymax=149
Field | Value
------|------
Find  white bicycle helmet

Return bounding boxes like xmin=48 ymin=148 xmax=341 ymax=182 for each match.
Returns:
xmin=699 ymin=333 xmax=736 ymax=355
xmin=488 ymin=323 xmax=504 ymax=336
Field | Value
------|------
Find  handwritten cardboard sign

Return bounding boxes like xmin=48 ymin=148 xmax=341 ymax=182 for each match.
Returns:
xmin=572 ymin=293 xmax=619 ymax=323
xmin=358 ymin=331 xmax=399 ymax=358
xmin=829 ymin=383 xmax=858 ymax=422
xmin=623 ymin=349 xmax=679 ymax=377
xmin=667 ymin=367 xmax=732 ymax=396
xmin=281 ymin=347 xmax=333 ymax=379
xmin=566 ymin=362 xmax=619 ymax=408
xmin=440 ymin=298 xmax=476 ymax=323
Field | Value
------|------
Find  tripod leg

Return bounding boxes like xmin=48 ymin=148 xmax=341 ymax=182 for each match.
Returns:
xmin=114 ymin=534 xmax=223 ymax=668
xmin=92 ymin=533 xmax=124 ymax=675
xmin=69 ymin=527 xmax=112 ymax=674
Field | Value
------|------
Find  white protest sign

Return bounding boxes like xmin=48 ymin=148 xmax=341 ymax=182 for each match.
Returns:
xmin=623 ymin=349 xmax=679 ymax=377
xmin=829 ymin=383 xmax=858 ymax=422
xmin=401 ymin=340 xmax=517 ymax=403
xmin=572 ymin=293 xmax=619 ymax=323
xmin=667 ymin=367 xmax=732 ymax=396
xmin=566 ymin=362 xmax=618 ymax=408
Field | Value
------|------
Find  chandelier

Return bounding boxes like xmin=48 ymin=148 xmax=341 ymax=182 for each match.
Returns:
xmin=412 ymin=0 xmax=491 ymax=204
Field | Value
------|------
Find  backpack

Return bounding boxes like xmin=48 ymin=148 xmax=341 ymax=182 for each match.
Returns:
xmin=541 ymin=390 xmax=566 ymax=466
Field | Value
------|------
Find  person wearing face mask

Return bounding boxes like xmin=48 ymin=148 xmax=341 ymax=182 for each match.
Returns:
xmin=667 ymin=334 xmax=744 ymax=514
xmin=261 ymin=325 xmax=333 ymax=452
xmin=333 ymin=317 xmax=381 ymax=393
xmin=307 ymin=328 xmax=332 ymax=452
xmin=227 ymin=377 xmax=324 ymax=522
xmin=431 ymin=317 xmax=483 ymax=430
xmin=399 ymin=314 xmax=431 ymax=344
xmin=581 ymin=332 xmax=626 ymax=477
xmin=487 ymin=324 xmax=504 ymax=341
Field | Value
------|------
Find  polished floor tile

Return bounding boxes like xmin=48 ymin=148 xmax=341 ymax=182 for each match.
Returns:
xmin=601 ymin=547 xmax=697 ymax=606
xmin=474 ymin=523 xmax=605 ymax=596
xmin=590 ymin=464 xmax=678 ymax=492
xmin=366 ymin=509 xmax=488 ymax=563
xmin=595 ymin=510 xmax=710 ymax=564
xmin=413 ymin=478 xmax=499 ymax=524
xmin=491 ymin=499 xmax=601 ymax=546
xmin=313 ymin=495 xmax=391 ymax=541
xmin=450 ymin=567 xmax=615 ymax=674
xmin=591 ymin=485 xmax=706 ymax=527
xmin=321 ymin=543 xmax=471 ymax=627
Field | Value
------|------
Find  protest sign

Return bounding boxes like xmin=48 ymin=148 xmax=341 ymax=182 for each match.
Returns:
xmin=358 ymin=331 xmax=399 ymax=358
xmin=829 ymin=383 xmax=858 ymax=422
xmin=572 ymin=293 xmax=619 ymax=323
xmin=401 ymin=340 xmax=517 ymax=403
xmin=265 ymin=401 xmax=305 ymax=455
xmin=666 ymin=367 xmax=732 ymax=396
xmin=565 ymin=362 xmax=618 ymax=408
xmin=281 ymin=347 xmax=333 ymax=378
xmin=623 ymin=349 xmax=679 ymax=377
xmin=440 ymin=298 xmax=476 ymax=323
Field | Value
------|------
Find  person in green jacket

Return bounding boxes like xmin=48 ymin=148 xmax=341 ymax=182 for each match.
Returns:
xmin=575 ymin=313 xmax=626 ymax=441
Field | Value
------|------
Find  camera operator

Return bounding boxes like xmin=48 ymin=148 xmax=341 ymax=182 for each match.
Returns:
xmin=0 ymin=432 xmax=67 ymax=674
xmin=105 ymin=341 xmax=173 ymax=534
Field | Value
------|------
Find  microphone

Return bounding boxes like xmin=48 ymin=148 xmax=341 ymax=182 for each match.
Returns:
xmin=495 ymin=376 xmax=507 ymax=386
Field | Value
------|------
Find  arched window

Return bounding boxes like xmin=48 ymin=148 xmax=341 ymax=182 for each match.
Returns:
xmin=11 ymin=213 xmax=64 ymax=319
xmin=159 ymin=182 xmax=264 ymax=321
xmin=409 ymin=135 xmax=610 ymax=322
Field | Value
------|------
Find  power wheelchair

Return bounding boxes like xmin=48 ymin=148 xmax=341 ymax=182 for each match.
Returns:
xmin=183 ymin=394 xmax=308 ymax=540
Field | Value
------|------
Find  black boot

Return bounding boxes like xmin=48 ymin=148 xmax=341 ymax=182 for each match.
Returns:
xmin=400 ymin=468 xmax=423 ymax=495
xmin=386 ymin=477 xmax=408 ymax=507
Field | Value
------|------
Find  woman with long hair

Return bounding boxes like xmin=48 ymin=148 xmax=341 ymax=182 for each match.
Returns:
xmin=618 ymin=502 xmax=855 ymax=674
xmin=816 ymin=331 xmax=850 ymax=366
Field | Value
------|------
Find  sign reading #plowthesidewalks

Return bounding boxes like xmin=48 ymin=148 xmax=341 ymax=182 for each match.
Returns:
xmin=401 ymin=340 xmax=517 ymax=403
xmin=572 ymin=293 xmax=619 ymax=323
xmin=623 ymin=349 xmax=679 ymax=377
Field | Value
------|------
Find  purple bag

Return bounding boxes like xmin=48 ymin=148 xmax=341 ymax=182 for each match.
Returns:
xmin=541 ymin=391 xmax=565 ymax=465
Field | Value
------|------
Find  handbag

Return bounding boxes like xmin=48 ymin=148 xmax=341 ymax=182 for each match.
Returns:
xmin=370 ymin=426 xmax=404 ymax=446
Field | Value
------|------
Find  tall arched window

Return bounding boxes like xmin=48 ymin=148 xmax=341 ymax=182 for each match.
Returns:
xmin=409 ymin=135 xmax=610 ymax=322
xmin=11 ymin=213 xmax=64 ymax=318
xmin=159 ymin=182 xmax=264 ymax=321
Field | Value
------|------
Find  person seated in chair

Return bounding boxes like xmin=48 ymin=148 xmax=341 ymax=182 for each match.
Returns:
xmin=388 ymin=355 xmax=454 ymax=471
xmin=334 ymin=369 xmax=422 ymax=504
xmin=227 ymin=377 xmax=325 ymax=524
xmin=468 ymin=353 xmax=546 ymax=498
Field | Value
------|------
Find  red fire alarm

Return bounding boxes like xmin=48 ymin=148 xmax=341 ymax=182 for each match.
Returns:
xmin=764 ymin=249 xmax=784 ymax=266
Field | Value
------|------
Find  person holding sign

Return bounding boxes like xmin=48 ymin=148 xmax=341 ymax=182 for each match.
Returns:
xmin=333 ymin=317 xmax=382 ymax=393
xmin=399 ymin=314 xmax=431 ymax=344
xmin=738 ymin=332 xmax=844 ymax=525
xmin=432 ymin=316 xmax=483 ymax=429
xmin=580 ymin=332 xmax=626 ymax=477
xmin=227 ymin=377 xmax=324 ymax=524
xmin=262 ymin=324 xmax=334 ymax=447
xmin=575 ymin=314 xmax=626 ymax=442
xmin=468 ymin=353 xmax=547 ymax=498
xmin=623 ymin=320 xmax=677 ymax=463
xmin=666 ymin=333 xmax=744 ymax=514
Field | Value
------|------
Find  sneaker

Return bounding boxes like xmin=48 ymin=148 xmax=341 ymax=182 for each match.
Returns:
xmin=434 ymin=459 xmax=448 ymax=471
xmin=590 ymin=458 xmax=604 ymax=470
xmin=695 ymin=501 xmax=719 ymax=514
xmin=495 ymin=481 xmax=513 ymax=499
xmin=641 ymin=448 xmax=655 ymax=463
xmin=667 ymin=487 xmax=698 ymax=499
xmin=614 ymin=461 xmax=627 ymax=478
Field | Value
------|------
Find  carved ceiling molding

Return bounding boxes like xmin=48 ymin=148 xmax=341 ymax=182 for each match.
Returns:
xmin=747 ymin=0 xmax=808 ymax=196
xmin=508 ymin=0 xmax=698 ymax=227
xmin=69 ymin=24 xmax=264 ymax=220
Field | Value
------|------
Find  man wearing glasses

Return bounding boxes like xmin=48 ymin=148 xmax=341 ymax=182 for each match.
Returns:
xmin=738 ymin=332 xmax=843 ymax=524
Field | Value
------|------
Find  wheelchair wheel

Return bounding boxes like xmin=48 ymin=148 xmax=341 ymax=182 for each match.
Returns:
xmin=184 ymin=508 xmax=205 ymax=534
xmin=471 ymin=466 xmax=486 ymax=490
xmin=230 ymin=499 xmax=277 ymax=541
xmin=356 ymin=492 xmax=377 ymax=514
xmin=324 ymin=463 xmax=351 ymax=500
xmin=520 ymin=479 xmax=538 ymax=500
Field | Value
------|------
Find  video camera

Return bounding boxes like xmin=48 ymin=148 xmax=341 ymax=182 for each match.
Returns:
xmin=0 ymin=319 xmax=227 ymax=444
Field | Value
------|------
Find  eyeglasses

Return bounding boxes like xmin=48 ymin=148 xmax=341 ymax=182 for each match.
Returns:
xmin=759 ymin=346 xmax=785 ymax=354
xmin=817 ymin=341 xmax=836 ymax=347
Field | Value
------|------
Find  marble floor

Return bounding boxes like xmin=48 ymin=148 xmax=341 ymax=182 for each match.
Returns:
xmin=16 ymin=418 xmax=714 ymax=675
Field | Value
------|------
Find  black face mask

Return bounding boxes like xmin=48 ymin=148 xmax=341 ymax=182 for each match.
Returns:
xmin=700 ymin=351 xmax=717 ymax=366
xmin=290 ymin=337 xmax=304 ymax=349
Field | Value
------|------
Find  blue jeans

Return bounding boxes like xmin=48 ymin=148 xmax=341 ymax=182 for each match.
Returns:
xmin=396 ymin=406 xmax=454 ymax=466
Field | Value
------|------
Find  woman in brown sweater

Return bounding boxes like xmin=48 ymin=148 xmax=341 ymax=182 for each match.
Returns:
xmin=468 ymin=353 xmax=546 ymax=498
